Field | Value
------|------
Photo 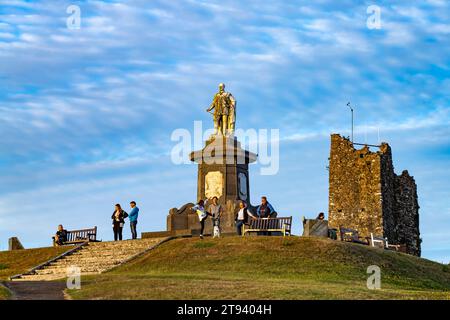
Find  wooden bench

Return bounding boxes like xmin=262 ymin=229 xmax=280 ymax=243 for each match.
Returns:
xmin=52 ymin=227 xmax=98 ymax=246
xmin=339 ymin=227 xmax=368 ymax=245
xmin=387 ymin=243 xmax=407 ymax=253
xmin=366 ymin=234 xmax=409 ymax=253
xmin=367 ymin=233 xmax=388 ymax=249
xmin=243 ymin=217 xmax=292 ymax=236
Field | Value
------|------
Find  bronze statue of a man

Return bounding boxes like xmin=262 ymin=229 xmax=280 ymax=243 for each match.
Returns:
xmin=206 ymin=83 xmax=236 ymax=136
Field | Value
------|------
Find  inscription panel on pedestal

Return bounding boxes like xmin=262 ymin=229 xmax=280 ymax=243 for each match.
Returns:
xmin=205 ymin=171 xmax=223 ymax=199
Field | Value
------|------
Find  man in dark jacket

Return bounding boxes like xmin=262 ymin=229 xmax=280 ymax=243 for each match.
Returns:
xmin=256 ymin=196 xmax=276 ymax=218
xmin=256 ymin=196 xmax=277 ymax=235
xmin=54 ymin=224 xmax=68 ymax=246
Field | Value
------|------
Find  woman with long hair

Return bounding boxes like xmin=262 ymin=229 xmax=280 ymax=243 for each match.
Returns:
xmin=191 ymin=199 xmax=211 ymax=239
xmin=111 ymin=203 xmax=128 ymax=241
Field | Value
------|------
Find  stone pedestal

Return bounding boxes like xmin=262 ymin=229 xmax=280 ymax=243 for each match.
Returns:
xmin=191 ymin=135 xmax=257 ymax=203
xmin=167 ymin=135 xmax=257 ymax=235
xmin=302 ymin=219 xmax=329 ymax=237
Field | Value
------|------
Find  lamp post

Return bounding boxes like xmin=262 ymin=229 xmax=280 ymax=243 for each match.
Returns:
xmin=347 ymin=102 xmax=354 ymax=143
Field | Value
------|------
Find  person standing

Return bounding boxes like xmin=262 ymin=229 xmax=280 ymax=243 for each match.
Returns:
xmin=111 ymin=204 xmax=128 ymax=241
xmin=235 ymin=201 xmax=256 ymax=236
xmin=129 ymin=201 xmax=139 ymax=240
xmin=191 ymin=200 xmax=211 ymax=239
xmin=207 ymin=196 xmax=223 ymax=232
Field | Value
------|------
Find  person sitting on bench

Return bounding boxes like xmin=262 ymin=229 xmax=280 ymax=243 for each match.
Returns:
xmin=256 ymin=196 xmax=276 ymax=218
xmin=54 ymin=224 xmax=68 ymax=246
xmin=256 ymin=197 xmax=276 ymax=235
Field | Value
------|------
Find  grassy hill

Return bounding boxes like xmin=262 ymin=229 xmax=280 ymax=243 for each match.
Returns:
xmin=0 ymin=246 xmax=68 ymax=300
xmin=0 ymin=247 xmax=68 ymax=281
xmin=0 ymin=284 xmax=11 ymax=300
xmin=68 ymin=236 xmax=450 ymax=300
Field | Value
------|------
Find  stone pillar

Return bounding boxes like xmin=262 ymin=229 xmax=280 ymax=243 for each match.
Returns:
xmin=8 ymin=237 xmax=24 ymax=251
xmin=302 ymin=219 xmax=329 ymax=237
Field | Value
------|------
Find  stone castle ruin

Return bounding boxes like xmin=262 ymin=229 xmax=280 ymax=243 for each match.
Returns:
xmin=328 ymin=134 xmax=421 ymax=256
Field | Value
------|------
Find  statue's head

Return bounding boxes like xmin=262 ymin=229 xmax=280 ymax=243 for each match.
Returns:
xmin=218 ymin=83 xmax=225 ymax=92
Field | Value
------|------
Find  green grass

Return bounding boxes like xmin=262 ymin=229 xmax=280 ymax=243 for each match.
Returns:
xmin=0 ymin=284 xmax=12 ymax=300
xmin=0 ymin=247 xmax=69 ymax=280
xmin=68 ymin=236 xmax=450 ymax=300
xmin=443 ymin=264 xmax=450 ymax=273
xmin=193 ymin=241 xmax=217 ymax=249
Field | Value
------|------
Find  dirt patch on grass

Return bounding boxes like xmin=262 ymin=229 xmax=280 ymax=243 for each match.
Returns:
xmin=4 ymin=281 xmax=66 ymax=300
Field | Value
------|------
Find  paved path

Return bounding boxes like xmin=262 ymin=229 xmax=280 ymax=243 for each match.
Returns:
xmin=3 ymin=281 xmax=66 ymax=300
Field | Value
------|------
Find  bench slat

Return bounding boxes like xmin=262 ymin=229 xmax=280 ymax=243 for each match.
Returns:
xmin=244 ymin=217 xmax=292 ymax=236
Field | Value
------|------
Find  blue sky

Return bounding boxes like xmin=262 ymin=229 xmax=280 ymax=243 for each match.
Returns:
xmin=0 ymin=0 xmax=449 ymax=263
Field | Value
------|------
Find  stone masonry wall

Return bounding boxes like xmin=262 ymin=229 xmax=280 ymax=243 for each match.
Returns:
xmin=379 ymin=143 xmax=397 ymax=243
xmin=394 ymin=171 xmax=421 ymax=256
xmin=328 ymin=134 xmax=385 ymax=238
xmin=328 ymin=134 xmax=421 ymax=256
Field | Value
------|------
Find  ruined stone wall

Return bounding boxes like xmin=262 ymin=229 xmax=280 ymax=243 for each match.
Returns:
xmin=328 ymin=134 xmax=384 ymax=238
xmin=394 ymin=171 xmax=421 ymax=256
xmin=379 ymin=143 xmax=397 ymax=243
xmin=328 ymin=134 xmax=421 ymax=256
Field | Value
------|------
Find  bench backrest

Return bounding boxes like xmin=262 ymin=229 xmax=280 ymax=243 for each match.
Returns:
xmin=249 ymin=217 xmax=292 ymax=231
xmin=339 ymin=227 xmax=359 ymax=242
xmin=66 ymin=227 xmax=97 ymax=242
xmin=370 ymin=233 xmax=388 ymax=248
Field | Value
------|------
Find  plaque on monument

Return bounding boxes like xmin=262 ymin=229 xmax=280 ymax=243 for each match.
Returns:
xmin=205 ymin=171 xmax=223 ymax=199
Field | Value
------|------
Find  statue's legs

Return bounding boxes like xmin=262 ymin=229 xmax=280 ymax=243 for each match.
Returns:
xmin=222 ymin=115 xmax=228 ymax=136
xmin=214 ymin=115 xmax=221 ymax=135
xmin=227 ymin=109 xmax=235 ymax=135
xmin=228 ymin=121 xmax=235 ymax=135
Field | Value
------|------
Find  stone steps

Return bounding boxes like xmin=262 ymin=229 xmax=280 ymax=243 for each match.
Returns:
xmin=35 ymin=266 xmax=114 ymax=275
xmin=67 ymin=251 xmax=142 ymax=258
xmin=13 ymin=237 xmax=168 ymax=281
xmin=51 ymin=255 xmax=132 ymax=264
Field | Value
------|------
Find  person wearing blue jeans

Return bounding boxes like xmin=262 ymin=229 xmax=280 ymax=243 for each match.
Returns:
xmin=129 ymin=201 xmax=139 ymax=239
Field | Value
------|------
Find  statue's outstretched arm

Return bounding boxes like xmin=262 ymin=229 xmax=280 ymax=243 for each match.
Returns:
xmin=206 ymin=94 xmax=218 ymax=112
